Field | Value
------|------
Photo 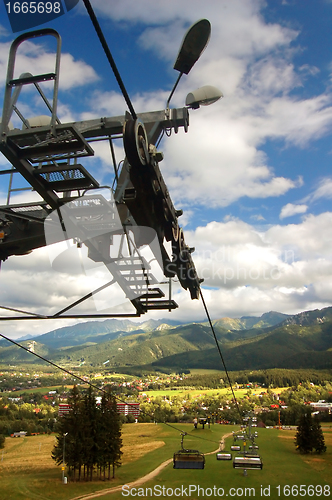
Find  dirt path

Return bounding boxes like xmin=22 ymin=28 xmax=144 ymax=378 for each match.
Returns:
xmin=70 ymin=432 xmax=233 ymax=500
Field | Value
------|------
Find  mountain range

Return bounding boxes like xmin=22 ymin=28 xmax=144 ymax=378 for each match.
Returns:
xmin=1 ymin=307 xmax=332 ymax=372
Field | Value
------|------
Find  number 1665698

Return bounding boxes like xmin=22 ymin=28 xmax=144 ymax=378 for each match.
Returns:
xmin=5 ymin=2 xmax=61 ymax=14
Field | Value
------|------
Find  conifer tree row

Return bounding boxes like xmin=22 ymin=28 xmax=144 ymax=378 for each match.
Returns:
xmin=52 ymin=386 xmax=122 ymax=481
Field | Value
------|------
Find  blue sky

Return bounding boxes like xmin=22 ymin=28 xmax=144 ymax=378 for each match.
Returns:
xmin=1 ymin=0 xmax=332 ymax=337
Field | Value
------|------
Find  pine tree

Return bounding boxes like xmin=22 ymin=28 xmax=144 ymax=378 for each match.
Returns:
xmin=295 ymin=411 xmax=327 ymax=455
xmin=97 ymin=392 xmax=113 ymax=480
xmin=295 ymin=411 xmax=313 ymax=454
xmin=106 ymin=393 xmax=122 ymax=479
xmin=82 ymin=386 xmax=99 ymax=481
xmin=95 ymin=392 xmax=122 ymax=479
xmin=311 ymin=418 xmax=326 ymax=454
xmin=52 ymin=386 xmax=123 ymax=482
xmin=52 ymin=385 xmax=84 ymax=480
xmin=66 ymin=385 xmax=85 ymax=480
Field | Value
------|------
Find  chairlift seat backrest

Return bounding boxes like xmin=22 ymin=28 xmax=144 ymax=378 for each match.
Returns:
xmin=231 ymin=445 xmax=241 ymax=451
xmin=173 ymin=449 xmax=205 ymax=469
xmin=233 ymin=456 xmax=263 ymax=470
xmin=216 ymin=452 xmax=232 ymax=460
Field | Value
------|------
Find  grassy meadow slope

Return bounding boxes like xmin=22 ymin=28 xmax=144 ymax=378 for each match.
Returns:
xmin=0 ymin=424 xmax=331 ymax=500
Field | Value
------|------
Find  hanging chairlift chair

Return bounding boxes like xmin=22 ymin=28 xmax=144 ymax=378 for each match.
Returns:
xmin=173 ymin=432 xmax=205 ymax=469
xmin=173 ymin=449 xmax=205 ymax=469
xmin=233 ymin=455 xmax=263 ymax=470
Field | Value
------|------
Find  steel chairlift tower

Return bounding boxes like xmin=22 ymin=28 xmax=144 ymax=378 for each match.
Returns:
xmin=0 ymin=21 xmax=222 ymax=321
xmin=217 ymin=411 xmax=262 ymax=473
xmin=232 ymin=412 xmax=263 ymax=473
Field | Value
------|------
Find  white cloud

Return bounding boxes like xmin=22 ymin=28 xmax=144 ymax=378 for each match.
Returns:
xmin=80 ymin=90 xmax=127 ymax=120
xmin=312 ymin=177 xmax=332 ymax=201
xmin=80 ymin=89 xmax=168 ymax=120
xmin=153 ymin=212 xmax=332 ymax=321
xmin=1 ymin=211 xmax=332 ymax=337
xmin=0 ymin=41 xmax=11 ymax=87
xmin=250 ymin=214 xmax=265 ymax=221
xmin=58 ymin=53 xmax=99 ymax=90
xmin=163 ymin=284 xmax=331 ymax=325
xmin=94 ymin=0 xmax=297 ymax=58
xmin=266 ymin=212 xmax=332 ymax=259
xmin=181 ymin=213 xmax=332 ymax=295
xmin=160 ymin=108 xmax=302 ymax=207
xmin=0 ymin=38 xmax=98 ymax=95
xmin=263 ymin=94 xmax=332 ymax=146
xmin=280 ymin=203 xmax=308 ymax=219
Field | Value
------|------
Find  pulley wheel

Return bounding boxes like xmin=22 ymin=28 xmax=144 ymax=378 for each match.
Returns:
xmin=123 ymin=119 xmax=150 ymax=167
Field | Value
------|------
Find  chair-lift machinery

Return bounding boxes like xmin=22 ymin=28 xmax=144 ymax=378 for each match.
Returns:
xmin=0 ymin=20 xmax=222 ymax=321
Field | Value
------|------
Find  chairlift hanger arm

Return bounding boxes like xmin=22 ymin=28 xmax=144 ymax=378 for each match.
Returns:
xmin=65 ymin=107 xmax=189 ymax=144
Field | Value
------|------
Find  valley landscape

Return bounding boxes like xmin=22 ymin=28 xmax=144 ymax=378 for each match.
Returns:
xmin=1 ymin=305 xmax=332 ymax=499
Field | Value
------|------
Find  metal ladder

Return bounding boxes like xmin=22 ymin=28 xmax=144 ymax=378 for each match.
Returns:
xmin=0 ymin=28 xmax=97 ymax=210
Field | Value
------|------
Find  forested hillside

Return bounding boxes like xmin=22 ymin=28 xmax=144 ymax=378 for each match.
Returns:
xmin=1 ymin=307 xmax=332 ymax=372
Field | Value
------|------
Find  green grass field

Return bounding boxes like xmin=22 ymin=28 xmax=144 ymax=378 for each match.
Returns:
xmin=143 ymin=386 xmax=287 ymax=399
xmin=143 ymin=387 xmax=234 ymax=398
xmin=3 ymin=385 xmax=73 ymax=397
xmin=0 ymin=424 xmax=331 ymax=499
xmin=5 ymin=386 xmax=256 ymax=400
xmin=5 ymin=382 xmax=288 ymax=401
